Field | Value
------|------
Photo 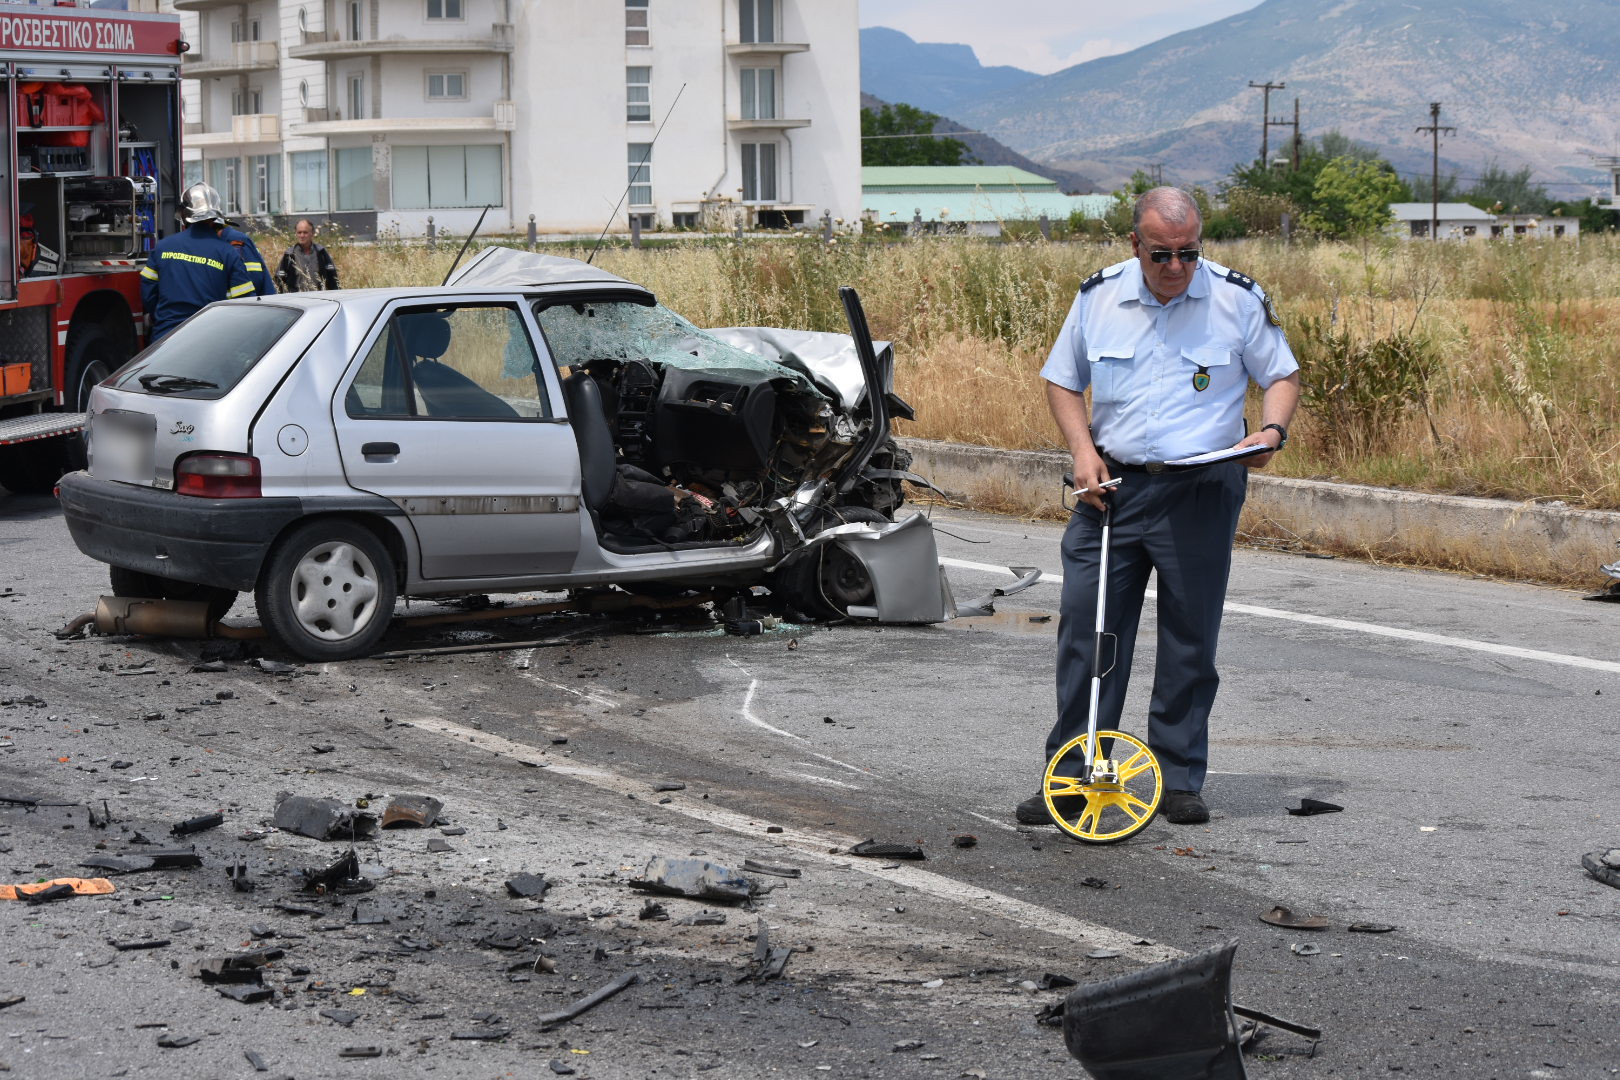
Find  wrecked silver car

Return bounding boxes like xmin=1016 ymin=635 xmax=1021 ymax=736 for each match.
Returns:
xmin=57 ymin=248 xmax=957 ymax=660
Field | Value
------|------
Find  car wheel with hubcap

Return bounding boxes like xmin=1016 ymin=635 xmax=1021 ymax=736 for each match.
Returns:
xmin=256 ymin=520 xmax=397 ymax=661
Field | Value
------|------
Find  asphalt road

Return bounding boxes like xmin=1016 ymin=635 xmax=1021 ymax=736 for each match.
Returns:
xmin=1 ymin=491 xmax=1616 ymax=1079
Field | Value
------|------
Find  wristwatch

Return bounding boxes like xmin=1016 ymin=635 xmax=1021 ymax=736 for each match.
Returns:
xmin=1261 ymin=423 xmax=1289 ymax=450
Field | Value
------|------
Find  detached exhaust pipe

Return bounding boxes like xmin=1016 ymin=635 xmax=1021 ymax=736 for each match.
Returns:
xmin=88 ymin=596 xmax=261 ymax=640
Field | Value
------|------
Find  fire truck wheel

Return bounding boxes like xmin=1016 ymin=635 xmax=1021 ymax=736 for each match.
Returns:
xmin=256 ymin=519 xmax=398 ymax=662
xmin=109 ymin=565 xmax=237 ymax=622
xmin=0 ymin=440 xmax=69 ymax=495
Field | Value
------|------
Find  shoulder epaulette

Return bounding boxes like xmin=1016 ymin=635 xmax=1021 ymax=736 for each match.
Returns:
xmin=1079 ymin=269 xmax=1105 ymax=293
xmin=1225 ymin=268 xmax=1256 ymax=290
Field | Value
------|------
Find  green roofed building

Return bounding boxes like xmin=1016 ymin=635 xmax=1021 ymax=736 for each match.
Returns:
xmin=861 ymin=166 xmax=1113 ymax=236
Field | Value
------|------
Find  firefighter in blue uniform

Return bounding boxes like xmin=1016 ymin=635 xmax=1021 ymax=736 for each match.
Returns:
xmin=173 ymin=183 xmax=276 ymax=296
xmin=139 ymin=184 xmax=255 ymax=341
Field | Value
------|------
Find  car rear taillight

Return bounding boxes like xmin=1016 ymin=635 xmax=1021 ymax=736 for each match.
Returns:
xmin=175 ymin=452 xmax=261 ymax=498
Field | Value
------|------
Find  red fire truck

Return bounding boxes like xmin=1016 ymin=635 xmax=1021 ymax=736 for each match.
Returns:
xmin=0 ymin=4 xmax=183 ymax=493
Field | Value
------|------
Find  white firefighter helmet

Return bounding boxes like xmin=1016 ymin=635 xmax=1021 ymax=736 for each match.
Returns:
xmin=177 ymin=183 xmax=227 ymax=226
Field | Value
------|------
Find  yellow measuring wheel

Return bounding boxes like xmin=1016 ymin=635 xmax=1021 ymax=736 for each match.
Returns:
xmin=1042 ymin=730 xmax=1162 ymax=843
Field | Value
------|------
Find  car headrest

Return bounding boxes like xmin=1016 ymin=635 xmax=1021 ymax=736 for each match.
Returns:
xmin=397 ymin=312 xmax=452 ymax=359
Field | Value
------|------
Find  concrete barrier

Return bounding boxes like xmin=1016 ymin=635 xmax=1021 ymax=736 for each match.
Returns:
xmin=900 ymin=437 xmax=1620 ymax=586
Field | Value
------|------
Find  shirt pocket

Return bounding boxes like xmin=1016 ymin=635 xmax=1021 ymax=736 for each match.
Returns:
xmin=1180 ymin=346 xmax=1232 ymax=391
xmin=1086 ymin=344 xmax=1135 ymax=405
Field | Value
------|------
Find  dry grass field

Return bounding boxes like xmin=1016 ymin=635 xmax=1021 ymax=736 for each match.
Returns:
xmin=315 ymin=229 xmax=1620 ymax=514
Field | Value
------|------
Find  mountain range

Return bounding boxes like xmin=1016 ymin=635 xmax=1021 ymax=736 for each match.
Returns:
xmin=863 ymin=1 xmax=1620 ymax=195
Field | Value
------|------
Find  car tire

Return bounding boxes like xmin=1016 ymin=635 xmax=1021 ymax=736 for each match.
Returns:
xmin=109 ymin=566 xmax=237 ymax=623
xmin=256 ymin=520 xmax=397 ymax=662
xmin=773 ymin=506 xmax=886 ymax=620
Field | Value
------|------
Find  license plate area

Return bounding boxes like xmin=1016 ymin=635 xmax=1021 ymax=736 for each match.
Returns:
xmin=92 ymin=409 xmax=156 ymax=486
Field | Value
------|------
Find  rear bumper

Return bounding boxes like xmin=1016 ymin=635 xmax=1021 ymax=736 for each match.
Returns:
xmin=57 ymin=471 xmax=306 ymax=592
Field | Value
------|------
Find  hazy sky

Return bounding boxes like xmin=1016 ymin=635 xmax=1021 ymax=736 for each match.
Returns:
xmin=859 ymin=0 xmax=1266 ymax=74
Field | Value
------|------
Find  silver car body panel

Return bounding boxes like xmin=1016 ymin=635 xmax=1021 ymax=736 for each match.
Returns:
xmin=835 ymin=513 xmax=956 ymax=624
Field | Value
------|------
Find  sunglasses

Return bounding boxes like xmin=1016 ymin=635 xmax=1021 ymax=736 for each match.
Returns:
xmin=1147 ymin=248 xmax=1201 ymax=264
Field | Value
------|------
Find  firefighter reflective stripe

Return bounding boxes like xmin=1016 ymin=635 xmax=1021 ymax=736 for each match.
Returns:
xmin=227 ymin=281 xmax=255 ymax=298
xmin=244 ymin=261 xmax=264 ymax=272
xmin=140 ymin=266 xmax=158 ymax=280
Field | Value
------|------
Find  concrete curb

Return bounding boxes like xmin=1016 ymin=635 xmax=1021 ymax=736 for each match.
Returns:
xmin=899 ymin=437 xmax=1620 ymax=584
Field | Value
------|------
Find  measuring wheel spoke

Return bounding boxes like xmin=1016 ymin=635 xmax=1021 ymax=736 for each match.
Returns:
xmin=1117 ymin=748 xmax=1153 ymax=782
xmin=1044 ymin=730 xmax=1162 ymax=844
xmin=1046 ymin=776 xmax=1085 ymax=798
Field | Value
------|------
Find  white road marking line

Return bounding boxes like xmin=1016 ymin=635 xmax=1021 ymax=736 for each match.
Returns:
xmin=517 ymin=674 xmax=620 ymax=710
xmin=785 ymin=771 xmax=862 ymax=790
xmin=809 ymin=752 xmax=877 ymax=776
xmin=407 ymin=716 xmax=1178 ymax=963
xmin=938 ymin=560 xmax=1620 ymax=676
xmin=964 ymin=810 xmax=1022 ymax=833
xmin=726 ymin=655 xmax=879 ymax=775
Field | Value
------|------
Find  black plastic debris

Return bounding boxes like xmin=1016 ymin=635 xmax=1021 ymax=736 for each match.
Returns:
xmin=1286 ymin=798 xmax=1344 ymax=817
xmin=1260 ymin=906 xmax=1328 ymax=930
xmin=217 ymin=984 xmax=274 ymax=1004
xmin=1039 ymin=973 xmax=1079 ymax=991
xmin=451 ymin=1028 xmax=511 ymax=1041
xmin=742 ymin=917 xmax=793 ymax=982
xmin=535 ymin=972 xmax=639 ymax=1029
xmin=479 ymin=933 xmax=527 ymax=951
xmin=320 ymin=1008 xmax=359 ymax=1027
xmin=276 ymin=902 xmax=324 ymax=917
xmin=190 ymin=660 xmax=228 ymax=673
xmin=0 ymin=996 xmax=24 ymax=1010
xmin=1347 ymin=923 xmax=1397 ymax=934
xmin=630 ymin=856 xmax=756 ymax=904
xmin=300 ymin=849 xmax=373 ymax=894
xmin=156 ymin=1034 xmax=201 ymax=1049
xmin=427 ymin=838 xmax=453 ymax=853
xmin=639 ymin=900 xmax=668 ymax=921
xmin=741 ymin=859 xmax=802 ymax=879
xmin=25 ymin=882 xmax=75 ymax=904
xmin=272 ymin=794 xmax=378 ymax=841
xmin=80 ymin=853 xmax=159 ymax=874
xmin=381 ymin=794 xmax=444 ymax=829
xmin=227 ymin=861 xmax=255 ymax=893
xmin=952 ymin=834 xmax=978 ymax=848
xmin=505 ymin=873 xmax=550 ymax=899
xmin=1582 ymin=849 xmax=1620 ymax=889
xmin=352 ymin=901 xmax=387 ymax=926
xmin=549 ymin=1060 xmax=577 ymax=1075
xmin=245 ymin=1050 xmax=268 ymax=1071
xmin=339 ymin=1046 xmax=381 ymax=1058
xmin=88 ymin=800 xmax=114 ymax=828
xmin=109 ymin=938 xmax=170 ymax=951
xmin=1080 ymin=877 xmax=1111 ymax=889
xmin=194 ymin=947 xmax=284 ymax=984
xmin=654 ymin=782 xmax=686 ymax=792
xmin=848 ymin=839 xmax=926 ymax=860
xmin=677 ymin=911 xmax=727 ymax=927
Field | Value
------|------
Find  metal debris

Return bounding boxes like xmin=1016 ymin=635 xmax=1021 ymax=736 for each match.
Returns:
xmin=741 ymin=858 xmax=802 ymax=878
xmin=505 ymin=872 xmax=551 ymax=899
xmin=194 ymin=947 xmax=284 ymax=984
xmin=156 ymin=1034 xmax=201 ymax=1048
xmin=217 ymin=984 xmax=274 ymax=1004
xmin=742 ymin=917 xmax=794 ymax=982
xmin=169 ymin=810 xmax=223 ymax=836
xmin=629 ymin=856 xmax=756 ymax=904
xmin=848 ymin=839 xmax=925 ymax=860
xmin=535 ymin=971 xmax=639 ymax=1029
xmin=300 ymin=849 xmax=373 ymax=894
xmin=1260 ymin=905 xmax=1329 ymax=930
xmin=381 ymin=794 xmax=445 ymax=829
xmin=271 ymin=794 xmax=379 ymax=841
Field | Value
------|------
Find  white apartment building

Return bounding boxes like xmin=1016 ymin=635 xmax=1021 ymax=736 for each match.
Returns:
xmin=169 ymin=0 xmax=861 ymax=237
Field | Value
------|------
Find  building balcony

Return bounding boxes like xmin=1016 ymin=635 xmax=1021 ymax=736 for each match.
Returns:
xmin=289 ymin=24 xmax=512 ymax=61
xmin=725 ymin=41 xmax=809 ymax=58
xmin=185 ymin=113 xmax=281 ymax=148
xmin=181 ymin=41 xmax=279 ymax=79
xmin=727 ymin=116 xmax=810 ymax=132
xmin=287 ymin=102 xmax=515 ymax=138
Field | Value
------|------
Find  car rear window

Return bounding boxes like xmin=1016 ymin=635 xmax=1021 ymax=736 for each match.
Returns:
xmin=110 ymin=305 xmax=304 ymax=399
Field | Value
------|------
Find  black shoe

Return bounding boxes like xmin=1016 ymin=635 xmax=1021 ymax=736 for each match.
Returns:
xmin=1161 ymin=789 xmax=1209 ymax=824
xmin=1016 ymin=792 xmax=1086 ymax=826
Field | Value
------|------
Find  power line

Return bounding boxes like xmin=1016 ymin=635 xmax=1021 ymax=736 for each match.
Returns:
xmin=861 ymin=131 xmax=985 ymax=140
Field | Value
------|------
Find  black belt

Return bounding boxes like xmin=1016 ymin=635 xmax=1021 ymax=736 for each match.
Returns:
xmin=1102 ymin=455 xmax=1169 ymax=475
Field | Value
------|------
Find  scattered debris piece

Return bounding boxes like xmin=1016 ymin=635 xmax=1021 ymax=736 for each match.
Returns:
xmin=1290 ymin=942 xmax=1321 ymax=957
xmin=245 ymin=1050 xmax=268 ymax=1071
xmin=677 ymin=911 xmax=727 ymax=926
xmin=479 ymin=933 xmax=527 ymax=951
xmin=217 ymin=984 xmax=274 ymax=1004
xmin=630 ymin=856 xmax=755 ymax=904
xmin=535 ymin=972 xmax=639 ymax=1029
xmin=427 ymin=838 xmax=453 ymax=853
xmin=109 ymin=938 xmax=170 ymax=951
xmin=311 ymin=744 xmax=336 ymax=754
xmin=320 ymin=1008 xmax=359 ymax=1027
xmin=156 ymin=1034 xmax=201 ymax=1049
xmin=1086 ymin=950 xmax=1120 ymax=960
xmin=1038 ymin=973 xmax=1079 ymax=991
xmin=300 ymin=849 xmax=372 ymax=895
xmin=893 ymin=1040 xmax=925 ymax=1052
xmin=0 ymin=996 xmax=24 ymax=1010
xmin=190 ymin=660 xmax=228 ymax=673
xmin=193 ymin=948 xmax=284 ymax=984
xmin=638 ymin=900 xmax=668 ymax=921
xmin=1582 ymin=849 xmax=1620 ymax=889
xmin=0 ymin=877 xmax=115 ymax=901
xmin=253 ymin=658 xmax=301 ymax=675
xmin=452 ymin=1028 xmax=511 ymax=1041
xmin=549 ymin=1060 xmax=577 ymax=1075
xmin=742 ymin=917 xmax=794 ymax=982
xmin=1080 ymin=877 xmax=1110 ymax=889
xmin=338 ymin=1046 xmax=381 ymax=1058
xmin=227 ymin=861 xmax=255 ymax=893
xmin=741 ymin=859 xmax=802 ymax=879
xmin=1347 ymin=923 xmax=1397 ymax=934
xmin=1260 ymin=906 xmax=1329 ymax=930
xmin=505 ymin=873 xmax=551 ymax=899
xmin=848 ymin=839 xmax=925 ymax=860
xmin=381 ymin=794 xmax=444 ymax=829
xmin=1287 ymin=798 xmax=1344 ymax=817
xmin=653 ymin=782 xmax=686 ymax=792
xmin=951 ymin=834 xmax=978 ymax=848
xmin=272 ymin=794 xmax=379 ymax=841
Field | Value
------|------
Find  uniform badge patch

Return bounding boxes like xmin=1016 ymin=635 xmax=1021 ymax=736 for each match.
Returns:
xmin=1192 ymin=365 xmax=1210 ymax=392
xmin=1264 ymin=295 xmax=1283 ymax=327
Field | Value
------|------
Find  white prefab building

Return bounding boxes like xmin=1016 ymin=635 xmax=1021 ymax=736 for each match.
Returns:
xmin=1388 ymin=202 xmax=1495 ymax=240
xmin=169 ymin=0 xmax=860 ymax=238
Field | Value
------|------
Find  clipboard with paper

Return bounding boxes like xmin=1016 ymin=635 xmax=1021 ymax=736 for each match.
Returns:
xmin=1162 ymin=442 xmax=1276 ymax=469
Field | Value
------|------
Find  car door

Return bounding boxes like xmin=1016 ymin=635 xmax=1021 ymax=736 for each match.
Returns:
xmin=332 ymin=298 xmax=583 ymax=580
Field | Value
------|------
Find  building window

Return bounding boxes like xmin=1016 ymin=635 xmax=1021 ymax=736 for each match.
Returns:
xmin=183 ymin=160 xmax=203 ymax=190
xmin=1408 ymin=220 xmax=1427 ymax=237
xmin=672 ymin=212 xmax=697 ymax=229
xmin=231 ymin=88 xmax=263 ymax=115
xmin=208 ymin=158 xmax=241 ymax=215
xmin=291 ymin=150 xmax=327 ymax=211
xmin=739 ymin=0 xmax=775 ymax=43
xmin=251 ymin=154 xmax=282 ymax=216
xmin=625 ymin=0 xmax=648 ymax=46
xmin=741 ymin=142 xmax=777 ymax=202
xmin=740 ymin=67 xmax=776 ymax=120
xmin=628 ymin=143 xmax=652 ymax=206
xmin=426 ymin=72 xmax=467 ymax=100
xmin=335 ymin=146 xmax=373 ymax=211
xmin=427 ymin=0 xmax=463 ymax=18
xmin=348 ymin=73 xmax=365 ymax=120
xmin=1462 ymin=225 xmax=1477 ymax=237
xmin=392 ymin=145 xmax=503 ymax=209
xmin=626 ymin=66 xmax=651 ymax=122
xmin=347 ymin=0 xmax=363 ymax=40
xmin=230 ymin=18 xmax=260 ymax=42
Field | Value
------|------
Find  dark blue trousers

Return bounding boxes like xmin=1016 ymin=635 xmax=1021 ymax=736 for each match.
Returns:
xmin=1046 ymin=462 xmax=1247 ymax=792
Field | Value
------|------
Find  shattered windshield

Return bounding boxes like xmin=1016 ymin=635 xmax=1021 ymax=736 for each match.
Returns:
xmin=535 ymin=300 xmax=826 ymax=400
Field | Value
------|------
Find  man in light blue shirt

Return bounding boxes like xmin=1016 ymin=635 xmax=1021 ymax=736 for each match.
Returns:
xmin=1022 ymin=186 xmax=1301 ymax=827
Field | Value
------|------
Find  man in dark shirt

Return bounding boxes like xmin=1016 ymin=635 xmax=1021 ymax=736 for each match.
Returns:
xmin=275 ymin=219 xmax=341 ymax=292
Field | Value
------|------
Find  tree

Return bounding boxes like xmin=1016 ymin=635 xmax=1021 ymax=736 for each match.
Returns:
xmin=1463 ymin=164 xmax=1551 ymax=214
xmin=1408 ymin=171 xmax=1461 ymax=202
xmin=1300 ymin=156 xmax=1405 ymax=240
xmin=860 ymin=104 xmax=972 ymax=167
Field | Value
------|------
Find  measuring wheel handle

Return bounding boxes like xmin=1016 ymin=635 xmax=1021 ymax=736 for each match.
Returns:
xmin=1041 ymin=730 xmax=1163 ymax=844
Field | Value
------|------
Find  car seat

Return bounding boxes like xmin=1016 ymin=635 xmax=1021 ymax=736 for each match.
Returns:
xmin=399 ymin=312 xmax=518 ymax=419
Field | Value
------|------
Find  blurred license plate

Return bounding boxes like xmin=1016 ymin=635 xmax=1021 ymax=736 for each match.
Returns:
xmin=92 ymin=409 xmax=155 ymax=486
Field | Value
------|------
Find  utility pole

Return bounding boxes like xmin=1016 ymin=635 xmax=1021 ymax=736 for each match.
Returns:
xmin=1291 ymin=97 xmax=1301 ymax=171
xmin=1149 ymin=162 xmax=1164 ymax=186
xmin=1248 ymin=80 xmax=1284 ymax=165
xmin=1415 ymin=102 xmax=1456 ymax=241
